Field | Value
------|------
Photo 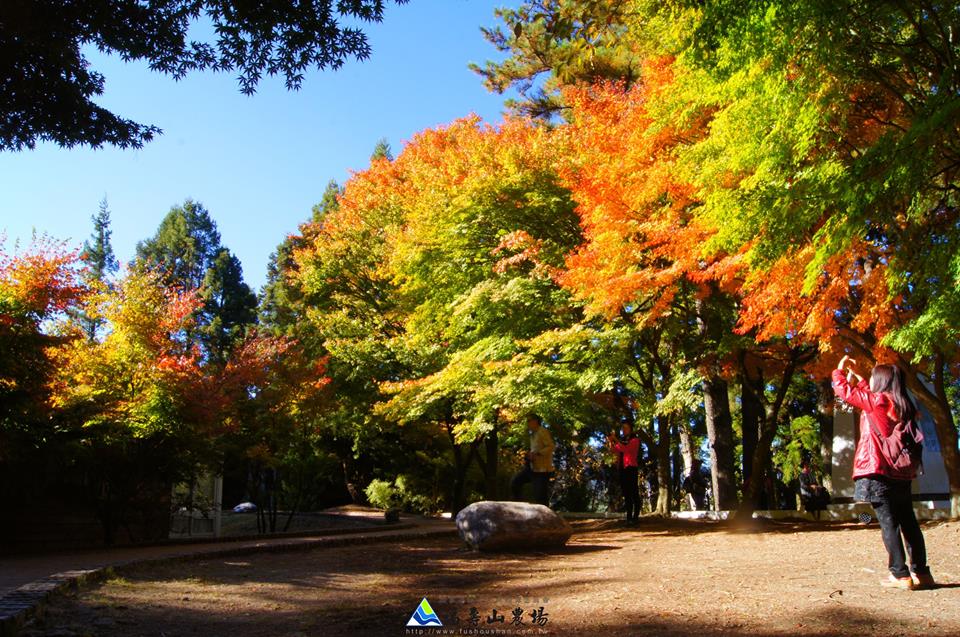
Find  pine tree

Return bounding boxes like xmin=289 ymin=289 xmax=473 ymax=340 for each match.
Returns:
xmin=371 ymin=138 xmax=393 ymax=161
xmin=312 ymin=179 xmax=343 ymax=224
xmin=201 ymin=249 xmax=257 ymax=365
xmin=135 ymin=200 xmax=256 ymax=364
xmin=136 ymin=200 xmax=221 ymax=291
xmin=79 ymin=197 xmax=119 ymax=340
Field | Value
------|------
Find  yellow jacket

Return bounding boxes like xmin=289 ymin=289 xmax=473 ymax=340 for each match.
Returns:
xmin=530 ymin=427 xmax=555 ymax=472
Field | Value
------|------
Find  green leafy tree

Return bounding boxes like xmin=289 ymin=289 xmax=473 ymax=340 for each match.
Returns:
xmin=292 ymin=165 xmax=410 ymax=504
xmin=49 ymin=268 xmax=220 ymax=544
xmin=259 ymin=180 xmax=342 ymax=335
xmin=1 ymin=0 xmax=410 ymax=150
xmin=660 ymin=0 xmax=960 ymax=516
xmin=372 ymin=118 xmax=584 ymax=510
xmin=293 ymin=118 xmax=588 ymax=512
xmin=217 ymin=330 xmax=331 ymax=532
xmin=248 ymin=179 xmax=351 ymax=518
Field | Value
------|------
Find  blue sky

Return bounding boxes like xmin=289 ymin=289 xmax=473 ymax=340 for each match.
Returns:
xmin=0 ymin=0 xmax=522 ymax=291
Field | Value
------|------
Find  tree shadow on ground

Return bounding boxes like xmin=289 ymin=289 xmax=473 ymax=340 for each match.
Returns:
xmin=596 ymin=602 xmax=926 ymax=637
xmin=73 ymin=536 xmax=615 ymax=607
xmin=29 ymin=536 xmax=618 ymax=637
xmin=573 ymin=516 xmax=885 ymax=538
xmin=464 ymin=542 xmax=621 ymax=557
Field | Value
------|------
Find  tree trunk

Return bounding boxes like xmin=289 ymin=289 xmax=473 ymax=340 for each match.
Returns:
xmin=655 ymin=415 xmax=672 ymax=516
xmin=645 ymin=444 xmax=659 ymax=513
xmin=816 ymin=379 xmax=835 ymax=492
xmin=483 ymin=427 xmax=499 ymax=500
xmin=695 ymin=292 xmax=738 ymax=510
xmin=264 ymin=467 xmax=278 ymax=533
xmin=341 ymin=459 xmax=361 ymax=504
xmin=740 ymin=404 xmax=780 ymax=516
xmin=448 ymin=424 xmax=477 ymax=515
xmin=624 ymin=424 xmax=656 ymax=514
xmin=736 ymin=351 xmax=801 ymax=521
xmin=740 ymin=372 xmax=763 ymax=486
xmin=678 ymin=423 xmax=695 ymax=477
xmin=703 ymin=376 xmax=737 ymax=510
xmin=678 ymin=421 xmax=694 ymax=510
xmin=451 ymin=444 xmax=467 ymax=515
xmin=904 ymin=358 xmax=960 ymax=519
xmin=283 ymin=461 xmax=306 ymax=533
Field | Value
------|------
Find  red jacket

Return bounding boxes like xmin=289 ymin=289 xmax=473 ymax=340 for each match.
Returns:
xmin=831 ymin=369 xmax=915 ymax=481
xmin=611 ymin=436 xmax=640 ymax=468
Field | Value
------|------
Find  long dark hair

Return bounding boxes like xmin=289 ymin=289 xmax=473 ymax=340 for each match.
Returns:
xmin=869 ymin=364 xmax=917 ymax=422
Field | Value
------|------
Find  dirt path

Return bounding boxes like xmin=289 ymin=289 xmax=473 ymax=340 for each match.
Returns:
xmin=23 ymin=518 xmax=960 ymax=637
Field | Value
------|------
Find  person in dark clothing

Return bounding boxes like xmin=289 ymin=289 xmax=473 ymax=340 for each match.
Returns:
xmin=833 ymin=355 xmax=934 ymax=590
xmin=606 ymin=422 xmax=641 ymax=522
xmin=798 ymin=457 xmax=830 ymax=519
xmin=681 ymin=458 xmax=708 ymax=511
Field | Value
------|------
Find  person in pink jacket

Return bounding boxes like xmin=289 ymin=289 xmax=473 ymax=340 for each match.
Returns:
xmin=606 ymin=422 xmax=641 ymax=522
xmin=832 ymin=355 xmax=934 ymax=590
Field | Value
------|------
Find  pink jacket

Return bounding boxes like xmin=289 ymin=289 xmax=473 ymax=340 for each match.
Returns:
xmin=831 ymin=369 xmax=914 ymax=481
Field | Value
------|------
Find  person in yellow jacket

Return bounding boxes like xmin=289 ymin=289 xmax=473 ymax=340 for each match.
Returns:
xmin=510 ymin=414 xmax=555 ymax=506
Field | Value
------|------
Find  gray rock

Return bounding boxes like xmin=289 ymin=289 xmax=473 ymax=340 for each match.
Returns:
xmin=455 ymin=501 xmax=572 ymax=551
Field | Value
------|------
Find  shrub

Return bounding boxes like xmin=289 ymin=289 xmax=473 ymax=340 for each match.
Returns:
xmin=364 ymin=479 xmax=398 ymax=510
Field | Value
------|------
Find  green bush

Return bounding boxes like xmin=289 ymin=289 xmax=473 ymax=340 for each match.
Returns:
xmin=364 ymin=478 xmax=398 ymax=510
xmin=394 ymin=475 xmax=434 ymax=513
xmin=775 ymin=415 xmax=821 ymax=482
xmin=365 ymin=475 xmax=441 ymax=514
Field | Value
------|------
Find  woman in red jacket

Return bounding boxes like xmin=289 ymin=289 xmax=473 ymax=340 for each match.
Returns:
xmin=832 ymin=355 xmax=934 ymax=590
xmin=606 ymin=422 xmax=641 ymax=523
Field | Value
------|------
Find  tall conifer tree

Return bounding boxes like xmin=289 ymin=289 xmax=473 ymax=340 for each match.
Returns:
xmin=79 ymin=197 xmax=119 ymax=341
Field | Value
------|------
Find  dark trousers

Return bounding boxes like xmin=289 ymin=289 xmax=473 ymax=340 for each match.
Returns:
xmin=870 ymin=481 xmax=929 ymax=579
xmin=621 ymin=466 xmax=640 ymax=520
xmin=511 ymin=465 xmax=551 ymax=506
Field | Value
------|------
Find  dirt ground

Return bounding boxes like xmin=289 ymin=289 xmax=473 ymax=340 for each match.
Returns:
xmin=22 ymin=518 xmax=960 ymax=637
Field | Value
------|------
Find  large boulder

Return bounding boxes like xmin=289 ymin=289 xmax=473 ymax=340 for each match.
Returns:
xmin=455 ymin=501 xmax=573 ymax=551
